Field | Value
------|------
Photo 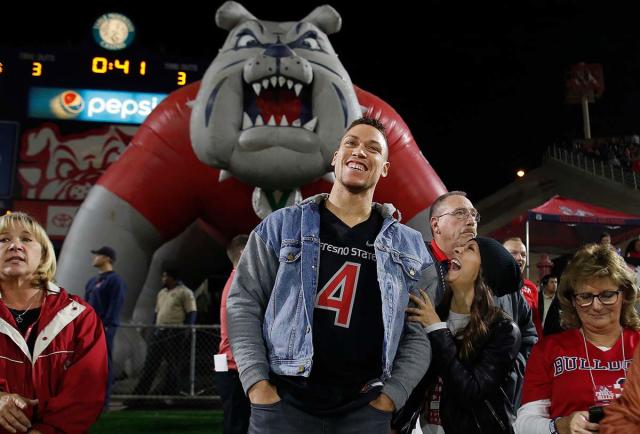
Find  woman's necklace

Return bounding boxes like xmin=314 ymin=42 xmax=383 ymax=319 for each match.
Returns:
xmin=13 ymin=290 xmax=42 ymax=324
xmin=581 ymin=327 xmax=627 ymax=403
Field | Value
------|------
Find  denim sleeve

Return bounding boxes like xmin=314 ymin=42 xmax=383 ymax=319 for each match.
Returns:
xmin=227 ymin=229 xmax=279 ymax=395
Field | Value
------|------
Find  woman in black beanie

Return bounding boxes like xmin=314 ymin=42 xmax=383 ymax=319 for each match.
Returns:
xmin=398 ymin=236 xmax=522 ymax=434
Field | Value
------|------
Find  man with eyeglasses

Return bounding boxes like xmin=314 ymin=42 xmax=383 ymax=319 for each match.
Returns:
xmin=408 ymin=191 xmax=536 ymax=412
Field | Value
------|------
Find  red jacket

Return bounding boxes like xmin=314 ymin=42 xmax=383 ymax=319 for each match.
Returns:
xmin=0 ymin=283 xmax=107 ymax=434
xmin=218 ymin=270 xmax=237 ymax=370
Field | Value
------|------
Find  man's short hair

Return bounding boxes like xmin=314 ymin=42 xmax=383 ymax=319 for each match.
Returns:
xmin=503 ymin=237 xmax=524 ymax=246
xmin=540 ymin=274 xmax=557 ymax=286
xmin=600 ymin=231 xmax=611 ymax=240
xmin=227 ymin=234 xmax=249 ymax=264
xmin=428 ymin=191 xmax=469 ymax=222
xmin=346 ymin=117 xmax=387 ymax=143
xmin=162 ymin=268 xmax=180 ymax=280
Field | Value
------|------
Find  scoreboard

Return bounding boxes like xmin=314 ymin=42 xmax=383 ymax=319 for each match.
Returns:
xmin=0 ymin=36 xmax=210 ymax=240
xmin=0 ymin=47 xmax=207 ymax=120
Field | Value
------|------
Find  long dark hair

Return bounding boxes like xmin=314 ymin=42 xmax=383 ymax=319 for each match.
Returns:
xmin=437 ymin=268 xmax=504 ymax=361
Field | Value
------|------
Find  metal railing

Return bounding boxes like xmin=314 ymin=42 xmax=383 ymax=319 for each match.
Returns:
xmin=546 ymin=145 xmax=639 ymax=191
xmin=111 ymin=323 xmax=220 ymax=402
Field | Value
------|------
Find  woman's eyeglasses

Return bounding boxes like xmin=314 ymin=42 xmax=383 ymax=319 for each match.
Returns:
xmin=573 ymin=290 xmax=622 ymax=307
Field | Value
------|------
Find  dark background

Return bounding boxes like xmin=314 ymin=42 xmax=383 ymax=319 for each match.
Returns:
xmin=3 ymin=0 xmax=639 ymax=200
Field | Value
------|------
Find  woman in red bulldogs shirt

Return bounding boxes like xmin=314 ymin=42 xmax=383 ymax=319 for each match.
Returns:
xmin=516 ymin=244 xmax=640 ymax=434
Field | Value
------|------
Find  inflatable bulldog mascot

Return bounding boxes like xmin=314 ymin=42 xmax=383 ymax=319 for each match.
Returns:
xmin=57 ymin=2 xmax=446 ymax=328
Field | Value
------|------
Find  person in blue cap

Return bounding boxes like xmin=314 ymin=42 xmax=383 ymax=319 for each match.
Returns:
xmin=85 ymin=245 xmax=127 ymax=410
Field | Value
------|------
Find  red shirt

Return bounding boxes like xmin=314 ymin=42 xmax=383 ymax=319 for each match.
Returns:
xmin=522 ymin=279 xmax=542 ymax=337
xmin=522 ymin=328 xmax=640 ymax=418
xmin=218 ymin=270 xmax=237 ymax=370
xmin=429 ymin=240 xmax=449 ymax=263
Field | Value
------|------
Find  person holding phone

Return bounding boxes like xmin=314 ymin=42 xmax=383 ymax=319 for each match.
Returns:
xmin=515 ymin=244 xmax=640 ymax=434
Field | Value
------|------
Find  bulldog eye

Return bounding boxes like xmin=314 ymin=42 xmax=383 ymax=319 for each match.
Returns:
xmin=301 ymin=37 xmax=320 ymax=50
xmin=236 ymin=34 xmax=259 ymax=49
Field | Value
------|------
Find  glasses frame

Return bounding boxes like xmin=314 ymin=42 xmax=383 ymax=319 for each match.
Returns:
xmin=434 ymin=207 xmax=481 ymax=223
xmin=573 ymin=290 xmax=623 ymax=307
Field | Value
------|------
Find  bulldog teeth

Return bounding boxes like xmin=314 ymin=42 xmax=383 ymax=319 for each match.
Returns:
xmin=294 ymin=83 xmax=303 ymax=96
xmin=278 ymin=76 xmax=286 ymax=87
xmin=292 ymin=118 xmax=301 ymax=127
xmin=267 ymin=115 xmax=276 ymax=126
xmin=303 ymin=117 xmax=317 ymax=131
xmin=287 ymin=79 xmax=294 ymax=89
xmin=242 ymin=112 xmax=252 ymax=130
xmin=270 ymin=76 xmax=277 ymax=87
xmin=255 ymin=115 xmax=264 ymax=126
xmin=262 ymin=79 xmax=269 ymax=89
xmin=252 ymin=83 xmax=261 ymax=96
xmin=280 ymin=115 xmax=289 ymax=126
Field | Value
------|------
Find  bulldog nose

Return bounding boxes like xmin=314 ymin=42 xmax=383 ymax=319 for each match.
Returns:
xmin=264 ymin=44 xmax=294 ymax=58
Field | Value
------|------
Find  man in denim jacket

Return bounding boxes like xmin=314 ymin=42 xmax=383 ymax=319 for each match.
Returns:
xmin=227 ymin=117 xmax=433 ymax=433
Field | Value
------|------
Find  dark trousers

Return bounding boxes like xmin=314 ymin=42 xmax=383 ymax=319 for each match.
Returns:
xmin=248 ymin=399 xmax=392 ymax=434
xmin=133 ymin=329 xmax=183 ymax=395
xmin=104 ymin=326 xmax=116 ymax=408
xmin=215 ymin=370 xmax=250 ymax=434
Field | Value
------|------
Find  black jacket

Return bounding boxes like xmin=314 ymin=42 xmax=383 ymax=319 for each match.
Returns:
xmin=418 ymin=244 xmax=537 ymax=406
xmin=538 ymin=293 xmax=563 ymax=336
xmin=394 ymin=318 xmax=521 ymax=434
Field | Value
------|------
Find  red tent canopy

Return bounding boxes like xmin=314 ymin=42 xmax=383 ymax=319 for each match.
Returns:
xmin=489 ymin=195 xmax=640 ymax=253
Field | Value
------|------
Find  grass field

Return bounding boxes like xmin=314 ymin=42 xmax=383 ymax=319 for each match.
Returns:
xmin=90 ymin=410 xmax=224 ymax=434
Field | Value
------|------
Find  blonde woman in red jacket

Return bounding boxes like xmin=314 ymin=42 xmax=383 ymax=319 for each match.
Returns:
xmin=0 ymin=212 xmax=107 ymax=434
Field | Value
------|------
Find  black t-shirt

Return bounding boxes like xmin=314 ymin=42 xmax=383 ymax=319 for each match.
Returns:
xmin=9 ymin=307 xmax=41 ymax=354
xmin=275 ymin=203 xmax=385 ymax=415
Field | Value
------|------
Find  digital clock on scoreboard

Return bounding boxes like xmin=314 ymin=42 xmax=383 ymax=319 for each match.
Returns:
xmin=0 ymin=49 xmax=203 ymax=90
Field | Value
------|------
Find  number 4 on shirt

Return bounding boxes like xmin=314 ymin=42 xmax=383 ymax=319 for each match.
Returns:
xmin=315 ymin=262 xmax=361 ymax=328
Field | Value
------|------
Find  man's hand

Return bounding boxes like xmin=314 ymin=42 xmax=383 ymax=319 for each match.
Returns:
xmin=369 ymin=393 xmax=395 ymax=413
xmin=247 ymin=380 xmax=280 ymax=405
xmin=0 ymin=392 xmax=38 ymax=433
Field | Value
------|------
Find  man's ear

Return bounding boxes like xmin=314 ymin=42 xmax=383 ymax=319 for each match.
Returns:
xmin=380 ymin=161 xmax=390 ymax=178
xmin=430 ymin=216 xmax=439 ymax=235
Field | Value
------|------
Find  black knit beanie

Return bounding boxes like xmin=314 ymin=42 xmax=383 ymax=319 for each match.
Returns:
xmin=474 ymin=236 xmax=523 ymax=296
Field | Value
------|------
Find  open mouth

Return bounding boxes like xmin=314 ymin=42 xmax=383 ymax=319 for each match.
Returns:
xmin=347 ymin=161 xmax=368 ymax=172
xmin=450 ymin=259 xmax=462 ymax=271
xmin=242 ymin=74 xmax=316 ymax=131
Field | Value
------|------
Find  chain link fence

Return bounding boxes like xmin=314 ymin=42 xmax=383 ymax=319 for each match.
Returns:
xmin=111 ymin=324 xmax=221 ymax=402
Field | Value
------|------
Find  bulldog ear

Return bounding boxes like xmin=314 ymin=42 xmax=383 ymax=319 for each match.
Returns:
xmin=302 ymin=5 xmax=342 ymax=35
xmin=216 ymin=1 xmax=258 ymax=31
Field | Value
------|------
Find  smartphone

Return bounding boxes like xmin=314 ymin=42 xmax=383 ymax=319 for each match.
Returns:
xmin=588 ymin=405 xmax=605 ymax=423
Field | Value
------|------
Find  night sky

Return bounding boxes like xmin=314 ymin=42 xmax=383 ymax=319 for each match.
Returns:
xmin=4 ymin=0 xmax=640 ymax=201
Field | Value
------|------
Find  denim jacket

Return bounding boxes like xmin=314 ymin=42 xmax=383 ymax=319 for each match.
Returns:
xmin=227 ymin=193 xmax=433 ymax=408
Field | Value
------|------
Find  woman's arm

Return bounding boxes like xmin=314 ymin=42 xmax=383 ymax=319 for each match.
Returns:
xmin=516 ymin=340 xmax=599 ymax=434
